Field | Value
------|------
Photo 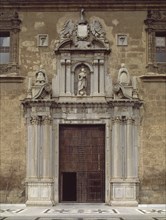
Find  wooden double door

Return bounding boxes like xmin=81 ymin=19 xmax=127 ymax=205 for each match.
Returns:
xmin=59 ymin=125 xmax=105 ymax=203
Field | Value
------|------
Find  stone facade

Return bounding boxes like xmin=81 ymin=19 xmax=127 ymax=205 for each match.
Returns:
xmin=0 ymin=1 xmax=166 ymax=205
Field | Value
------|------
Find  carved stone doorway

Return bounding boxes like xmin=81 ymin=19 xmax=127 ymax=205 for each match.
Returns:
xmin=59 ymin=125 xmax=105 ymax=203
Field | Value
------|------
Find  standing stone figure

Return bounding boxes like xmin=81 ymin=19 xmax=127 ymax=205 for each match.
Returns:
xmin=77 ymin=67 xmax=87 ymax=96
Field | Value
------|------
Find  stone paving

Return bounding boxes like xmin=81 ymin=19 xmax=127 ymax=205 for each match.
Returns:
xmin=0 ymin=204 xmax=166 ymax=220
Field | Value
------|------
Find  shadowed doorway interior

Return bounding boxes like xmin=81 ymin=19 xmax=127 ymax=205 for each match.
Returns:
xmin=62 ymin=172 xmax=77 ymax=201
xmin=59 ymin=125 xmax=105 ymax=203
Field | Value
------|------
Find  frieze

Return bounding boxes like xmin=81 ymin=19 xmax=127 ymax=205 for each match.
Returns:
xmin=52 ymin=102 xmax=110 ymax=115
xmin=0 ymin=11 xmax=21 ymax=31
xmin=0 ymin=64 xmax=19 ymax=75
xmin=145 ymin=10 xmax=166 ymax=32
xmin=0 ymin=10 xmax=17 ymax=20
xmin=148 ymin=10 xmax=166 ymax=21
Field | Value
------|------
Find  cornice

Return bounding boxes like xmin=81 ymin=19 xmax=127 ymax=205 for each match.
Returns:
xmin=1 ymin=0 xmax=166 ymax=11
xmin=0 ymin=76 xmax=25 ymax=83
xmin=140 ymin=74 xmax=166 ymax=82
xmin=21 ymin=98 xmax=143 ymax=109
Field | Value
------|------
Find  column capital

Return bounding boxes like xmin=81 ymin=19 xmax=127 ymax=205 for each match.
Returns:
xmin=30 ymin=115 xmax=41 ymax=125
xmin=42 ymin=115 xmax=52 ymax=125
xmin=112 ymin=116 xmax=121 ymax=124
xmin=126 ymin=117 xmax=134 ymax=124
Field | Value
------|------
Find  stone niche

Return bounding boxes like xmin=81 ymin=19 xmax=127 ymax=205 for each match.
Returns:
xmin=22 ymin=10 xmax=142 ymax=206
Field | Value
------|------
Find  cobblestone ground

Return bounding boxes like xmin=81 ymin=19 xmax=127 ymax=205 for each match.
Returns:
xmin=0 ymin=204 xmax=166 ymax=220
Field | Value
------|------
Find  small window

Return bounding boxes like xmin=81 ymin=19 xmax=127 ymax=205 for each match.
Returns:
xmin=0 ymin=32 xmax=10 ymax=64
xmin=155 ymin=33 xmax=166 ymax=63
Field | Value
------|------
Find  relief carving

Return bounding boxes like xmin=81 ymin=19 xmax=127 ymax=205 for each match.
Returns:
xmin=148 ymin=10 xmax=166 ymax=21
xmin=35 ymin=70 xmax=47 ymax=85
xmin=117 ymin=63 xmax=130 ymax=86
xmin=27 ymin=67 xmax=51 ymax=99
xmin=57 ymin=9 xmax=109 ymax=51
xmin=60 ymin=20 xmax=75 ymax=40
xmin=90 ymin=20 xmax=105 ymax=39
xmin=113 ymin=64 xmax=138 ymax=100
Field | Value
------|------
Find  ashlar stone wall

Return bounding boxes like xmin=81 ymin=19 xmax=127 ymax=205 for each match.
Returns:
xmin=139 ymin=79 xmax=166 ymax=204
xmin=0 ymin=82 xmax=26 ymax=203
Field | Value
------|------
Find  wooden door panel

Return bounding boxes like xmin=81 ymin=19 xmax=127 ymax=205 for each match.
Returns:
xmin=59 ymin=125 xmax=105 ymax=202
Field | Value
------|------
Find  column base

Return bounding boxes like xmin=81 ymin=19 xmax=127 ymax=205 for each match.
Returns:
xmin=26 ymin=180 xmax=54 ymax=206
xmin=110 ymin=200 xmax=138 ymax=207
xmin=110 ymin=180 xmax=139 ymax=207
xmin=26 ymin=200 xmax=54 ymax=206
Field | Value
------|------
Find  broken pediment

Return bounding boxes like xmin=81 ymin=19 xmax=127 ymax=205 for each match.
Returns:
xmin=55 ymin=9 xmax=110 ymax=51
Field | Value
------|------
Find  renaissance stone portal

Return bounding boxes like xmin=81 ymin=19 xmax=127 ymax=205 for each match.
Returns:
xmin=22 ymin=10 xmax=142 ymax=206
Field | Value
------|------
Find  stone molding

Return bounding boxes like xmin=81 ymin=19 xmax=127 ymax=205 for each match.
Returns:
xmin=1 ymin=1 xmax=166 ymax=10
xmin=140 ymin=74 xmax=166 ymax=82
xmin=0 ymin=75 xmax=24 ymax=83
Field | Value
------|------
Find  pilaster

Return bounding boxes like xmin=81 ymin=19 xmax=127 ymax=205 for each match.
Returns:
xmin=24 ymin=101 xmax=54 ymax=206
xmin=110 ymin=100 xmax=141 ymax=206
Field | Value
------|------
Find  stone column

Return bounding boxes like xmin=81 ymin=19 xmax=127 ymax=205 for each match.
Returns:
xmin=99 ymin=60 xmax=104 ymax=95
xmin=112 ymin=116 xmax=122 ymax=178
xmin=93 ymin=59 xmax=99 ymax=95
xmin=66 ymin=59 xmax=71 ymax=95
xmin=26 ymin=112 xmax=54 ymax=206
xmin=27 ymin=115 xmax=41 ymax=179
xmin=60 ymin=59 xmax=65 ymax=95
xmin=42 ymin=115 xmax=53 ymax=178
xmin=111 ymin=114 xmax=138 ymax=206
xmin=126 ymin=117 xmax=134 ymax=178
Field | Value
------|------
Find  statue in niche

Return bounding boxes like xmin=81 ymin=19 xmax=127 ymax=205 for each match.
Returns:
xmin=77 ymin=67 xmax=87 ymax=96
